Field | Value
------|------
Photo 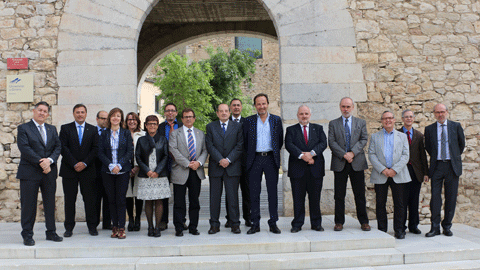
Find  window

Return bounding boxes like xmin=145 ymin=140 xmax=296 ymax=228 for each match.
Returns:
xmin=235 ymin=37 xmax=262 ymax=59
xmin=155 ymin=94 xmax=161 ymax=113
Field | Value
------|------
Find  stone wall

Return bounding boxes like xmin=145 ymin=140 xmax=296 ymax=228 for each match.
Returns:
xmin=348 ymin=0 xmax=480 ymax=227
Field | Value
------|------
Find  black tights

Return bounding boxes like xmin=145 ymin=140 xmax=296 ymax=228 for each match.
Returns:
xmin=126 ymin=197 xmax=143 ymax=221
xmin=145 ymin=200 xmax=163 ymax=228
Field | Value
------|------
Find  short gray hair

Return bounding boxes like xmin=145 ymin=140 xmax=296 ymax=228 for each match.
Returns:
xmin=381 ymin=110 xmax=394 ymax=120
xmin=401 ymin=109 xmax=414 ymax=118
xmin=339 ymin=97 xmax=354 ymax=105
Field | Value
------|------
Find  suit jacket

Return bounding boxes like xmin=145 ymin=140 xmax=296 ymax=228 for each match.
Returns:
xmin=424 ymin=120 xmax=465 ymax=177
xmin=16 ymin=120 xmax=61 ymax=180
xmin=328 ymin=116 xmax=368 ymax=172
xmin=169 ymin=126 xmax=208 ymax=185
xmin=285 ymin=123 xmax=327 ymax=179
xmin=397 ymin=127 xmax=428 ymax=182
xmin=98 ymin=127 xmax=133 ymax=174
xmin=206 ymin=120 xmax=244 ymax=177
xmin=230 ymin=116 xmax=246 ymax=167
xmin=243 ymin=113 xmax=283 ymax=170
xmin=59 ymin=122 xmax=98 ymax=179
xmin=368 ymin=129 xmax=411 ymax=184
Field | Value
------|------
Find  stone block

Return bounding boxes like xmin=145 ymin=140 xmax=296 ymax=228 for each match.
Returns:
xmin=356 ymin=20 xmax=379 ymax=33
xmin=20 ymin=28 xmax=36 ymax=38
xmin=420 ymin=23 xmax=444 ymax=35
xmin=0 ymin=19 xmax=15 ymax=28
xmin=28 ymin=16 xmax=46 ymax=28
xmin=60 ymin=13 xmax=137 ymax=39
xmin=58 ymin=49 xmax=136 ymax=67
xmin=57 ymin=65 xmax=137 ymax=87
xmin=0 ymin=130 xmax=14 ymax=144
xmin=280 ymin=28 xmax=356 ymax=47
xmin=282 ymin=102 xmax=339 ymax=121
xmin=122 ymin=0 xmax=152 ymax=12
xmin=382 ymin=20 xmax=408 ymax=34
xmin=29 ymin=60 xmax=55 ymax=71
xmin=16 ymin=5 xmax=34 ymax=16
xmin=9 ymin=144 xmax=20 ymax=158
xmin=8 ymin=38 xmax=26 ymax=49
xmin=281 ymin=64 xmax=364 ymax=84
xmin=0 ymin=8 xmax=15 ymax=16
xmin=3 ymin=111 xmax=21 ymax=123
xmin=368 ymin=35 xmax=394 ymax=53
xmin=357 ymin=1 xmax=375 ymax=9
xmin=0 ymin=40 xmax=8 ymax=50
xmin=357 ymin=53 xmax=378 ymax=64
xmin=278 ymin=10 xmax=353 ymax=37
xmin=0 ymin=28 xmax=20 ymax=39
xmin=280 ymin=46 xmax=355 ymax=64
xmin=37 ymin=27 xmax=58 ymax=37
xmin=36 ymin=4 xmax=55 ymax=15
xmin=455 ymin=21 xmax=475 ymax=33
xmin=40 ymin=48 xmax=56 ymax=58
xmin=57 ymin=32 xmax=135 ymax=51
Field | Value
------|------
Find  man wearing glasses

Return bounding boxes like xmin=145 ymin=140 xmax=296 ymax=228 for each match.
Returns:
xmin=424 ymin=104 xmax=465 ymax=237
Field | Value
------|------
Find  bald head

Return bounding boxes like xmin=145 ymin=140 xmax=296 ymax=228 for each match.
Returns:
xmin=433 ymin=103 xmax=448 ymax=124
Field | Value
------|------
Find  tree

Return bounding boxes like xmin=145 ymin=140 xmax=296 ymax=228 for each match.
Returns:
xmin=154 ymin=52 xmax=215 ymax=131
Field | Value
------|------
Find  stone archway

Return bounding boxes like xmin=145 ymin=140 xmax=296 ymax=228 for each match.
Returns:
xmin=56 ymin=0 xmax=367 ymax=215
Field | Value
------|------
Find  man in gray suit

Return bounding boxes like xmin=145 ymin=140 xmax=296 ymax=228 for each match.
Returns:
xmin=206 ymin=104 xmax=244 ymax=234
xmin=368 ymin=111 xmax=411 ymax=239
xmin=328 ymin=97 xmax=370 ymax=231
xmin=169 ymin=108 xmax=208 ymax=237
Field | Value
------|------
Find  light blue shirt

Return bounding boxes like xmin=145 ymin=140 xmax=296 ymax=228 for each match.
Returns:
xmin=342 ymin=116 xmax=352 ymax=132
xmin=164 ymin=120 xmax=179 ymax=140
xmin=256 ymin=113 xmax=273 ymax=152
xmin=402 ymin=126 xmax=413 ymax=141
xmin=437 ymin=120 xmax=451 ymax=160
xmin=383 ymin=129 xmax=394 ymax=169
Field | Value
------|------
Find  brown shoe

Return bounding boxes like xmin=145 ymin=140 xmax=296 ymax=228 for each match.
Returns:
xmin=334 ymin=223 xmax=343 ymax=231
xmin=111 ymin=227 xmax=118 ymax=238
xmin=117 ymin=228 xmax=126 ymax=239
xmin=361 ymin=224 xmax=371 ymax=231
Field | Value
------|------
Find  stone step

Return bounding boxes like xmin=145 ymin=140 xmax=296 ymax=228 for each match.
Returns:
xmin=327 ymin=259 xmax=480 ymax=270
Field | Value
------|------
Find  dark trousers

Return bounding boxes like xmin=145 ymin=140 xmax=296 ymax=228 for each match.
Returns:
xmin=375 ymin=177 xmax=406 ymax=234
xmin=173 ymin=169 xmax=201 ymax=232
xmin=210 ymin=172 xmax=240 ymax=227
xmin=94 ymin=174 xmax=111 ymax=228
xmin=20 ymin=175 xmax=57 ymax=238
xmin=102 ymin=172 xmax=129 ymax=229
xmin=430 ymin=161 xmax=459 ymax=230
xmin=290 ymin=168 xmax=323 ymax=228
xmin=404 ymin=164 xmax=422 ymax=231
xmin=160 ymin=197 xmax=169 ymax=224
xmin=248 ymin=155 xmax=279 ymax=227
xmin=226 ymin=166 xmax=251 ymax=223
xmin=63 ymin=176 xmax=98 ymax=231
xmin=334 ymin=163 xmax=369 ymax=225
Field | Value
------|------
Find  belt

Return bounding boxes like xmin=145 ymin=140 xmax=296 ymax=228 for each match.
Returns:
xmin=438 ymin=160 xmax=451 ymax=163
xmin=256 ymin=151 xmax=273 ymax=156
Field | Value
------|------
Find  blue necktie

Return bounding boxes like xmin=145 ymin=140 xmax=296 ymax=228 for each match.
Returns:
xmin=222 ymin=123 xmax=226 ymax=136
xmin=78 ymin=125 xmax=83 ymax=145
xmin=188 ymin=129 xmax=196 ymax=161
xmin=345 ymin=119 xmax=351 ymax=152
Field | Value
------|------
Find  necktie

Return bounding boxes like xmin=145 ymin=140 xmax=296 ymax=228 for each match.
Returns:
xmin=78 ymin=125 xmax=83 ymax=145
xmin=222 ymin=123 xmax=226 ymax=135
xmin=169 ymin=122 xmax=174 ymax=134
xmin=441 ymin=124 xmax=447 ymax=161
xmin=188 ymin=129 xmax=196 ymax=161
xmin=406 ymin=130 xmax=412 ymax=145
xmin=345 ymin=119 xmax=351 ymax=152
xmin=234 ymin=119 xmax=239 ymax=122
xmin=303 ymin=125 xmax=308 ymax=144
xmin=38 ymin=125 xmax=46 ymax=145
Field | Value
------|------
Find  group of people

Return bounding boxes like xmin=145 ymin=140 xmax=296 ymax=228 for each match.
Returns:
xmin=16 ymin=94 xmax=465 ymax=246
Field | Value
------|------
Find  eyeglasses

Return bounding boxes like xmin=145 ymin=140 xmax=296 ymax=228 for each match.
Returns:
xmin=182 ymin=116 xmax=194 ymax=119
xmin=402 ymin=116 xmax=413 ymax=119
xmin=127 ymin=119 xmax=136 ymax=122
xmin=381 ymin=117 xmax=394 ymax=120
xmin=98 ymin=117 xmax=107 ymax=120
xmin=165 ymin=110 xmax=177 ymax=113
xmin=146 ymin=122 xmax=158 ymax=126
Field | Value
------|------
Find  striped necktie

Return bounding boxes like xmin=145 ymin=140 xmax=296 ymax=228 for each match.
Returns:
xmin=188 ymin=129 xmax=196 ymax=161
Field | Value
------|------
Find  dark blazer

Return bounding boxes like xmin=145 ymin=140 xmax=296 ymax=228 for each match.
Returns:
xmin=135 ymin=134 xmax=169 ymax=178
xmin=16 ymin=120 xmax=61 ymax=180
xmin=59 ymin=122 xmax=98 ymax=179
xmin=328 ymin=116 xmax=368 ymax=172
xmin=98 ymin=128 xmax=133 ymax=174
xmin=397 ymin=127 xmax=428 ymax=182
xmin=424 ymin=120 xmax=465 ymax=177
xmin=243 ymin=113 xmax=283 ymax=170
xmin=285 ymin=123 xmax=327 ymax=179
xmin=206 ymin=120 xmax=244 ymax=177
xmin=230 ymin=116 xmax=246 ymax=167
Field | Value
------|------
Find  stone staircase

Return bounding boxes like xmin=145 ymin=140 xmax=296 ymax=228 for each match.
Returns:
xmin=2 ymin=216 xmax=480 ymax=269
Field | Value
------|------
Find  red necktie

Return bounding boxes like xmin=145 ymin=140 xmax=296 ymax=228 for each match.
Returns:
xmin=303 ymin=125 xmax=308 ymax=144
xmin=406 ymin=130 xmax=412 ymax=145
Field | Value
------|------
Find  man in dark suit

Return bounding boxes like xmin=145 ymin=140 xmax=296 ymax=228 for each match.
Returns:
xmin=399 ymin=109 xmax=428 ymax=235
xmin=17 ymin=101 xmax=63 ymax=246
xmin=59 ymin=104 xmax=99 ymax=237
xmin=424 ymin=103 xmax=465 ymax=237
xmin=285 ymin=105 xmax=327 ymax=233
xmin=328 ymin=97 xmax=370 ymax=232
xmin=225 ymin=98 xmax=251 ymax=228
xmin=243 ymin=93 xmax=283 ymax=234
xmin=94 ymin=110 xmax=111 ymax=230
xmin=206 ymin=104 xmax=244 ymax=234
xmin=157 ymin=103 xmax=183 ymax=231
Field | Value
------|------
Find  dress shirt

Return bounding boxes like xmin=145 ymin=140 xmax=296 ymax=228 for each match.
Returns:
xmin=436 ymin=120 xmax=451 ymax=160
xmin=182 ymin=125 xmax=202 ymax=166
xmin=220 ymin=119 xmax=229 ymax=131
xmin=108 ymin=129 xmax=124 ymax=174
xmin=232 ymin=116 xmax=241 ymax=122
xmin=297 ymin=123 xmax=317 ymax=159
xmin=402 ymin=126 xmax=413 ymax=141
xmin=32 ymin=119 xmax=54 ymax=164
xmin=342 ymin=116 xmax=352 ymax=134
xmin=164 ymin=120 xmax=178 ymax=140
xmin=75 ymin=121 xmax=87 ymax=167
xmin=383 ymin=128 xmax=394 ymax=169
xmin=96 ymin=125 xmax=104 ymax=136
xmin=256 ymin=113 xmax=273 ymax=152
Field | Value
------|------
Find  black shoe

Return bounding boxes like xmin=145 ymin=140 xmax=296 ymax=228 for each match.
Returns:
xmin=175 ymin=230 xmax=183 ymax=237
xmin=312 ymin=225 xmax=324 ymax=232
xmin=395 ymin=232 xmax=406 ymax=239
xmin=183 ymin=223 xmax=188 ymax=231
xmin=46 ymin=233 xmax=63 ymax=242
xmin=147 ymin=226 xmax=154 ymax=237
xmin=23 ymin=237 xmax=35 ymax=246
xmin=225 ymin=221 xmax=232 ymax=228
xmin=245 ymin=220 xmax=252 ymax=227
xmin=291 ymin=227 xmax=301 ymax=233
xmin=409 ymin=228 xmax=422 ymax=234
xmin=231 ymin=226 xmax=241 ymax=234
xmin=443 ymin=228 xmax=453 ymax=237
xmin=63 ymin=230 xmax=73 ymax=237
xmin=247 ymin=226 xmax=260 ymax=235
xmin=127 ymin=221 xmax=134 ymax=232
xmin=159 ymin=222 xmax=168 ymax=231
xmin=425 ymin=229 xmax=440 ymax=237
xmin=189 ymin=229 xmax=200 ymax=235
xmin=208 ymin=226 xmax=220 ymax=234
xmin=133 ymin=216 xmax=141 ymax=231
xmin=89 ymin=228 xmax=98 ymax=236
xmin=154 ymin=227 xmax=161 ymax=237
xmin=269 ymin=225 xmax=281 ymax=234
